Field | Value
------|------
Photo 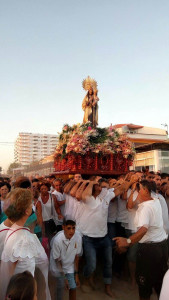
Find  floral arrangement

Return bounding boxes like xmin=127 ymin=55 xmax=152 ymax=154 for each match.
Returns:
xmin=54 ymin=122 xmax=135 ymax=160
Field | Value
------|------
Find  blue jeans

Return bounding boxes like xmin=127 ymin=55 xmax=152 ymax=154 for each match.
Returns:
xmin=83 ymin=234 xmax=112 ymax=284
xmin=55 ymin=273 xmax=76 ymax=300
xmin=65 ymin=273 xmax=76 ymax=290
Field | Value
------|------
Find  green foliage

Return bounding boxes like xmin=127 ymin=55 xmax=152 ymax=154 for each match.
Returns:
xmin=88 ymin=127 xmax=108 ymax=145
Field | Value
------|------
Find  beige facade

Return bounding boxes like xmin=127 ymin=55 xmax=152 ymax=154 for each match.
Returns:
xmin=132 ymin=149 xmax=169 ymax=173
xmin=114 ymin=124 xmax=167 ymax=147
xmin=113 ymin=124 xmax=169 ymax=172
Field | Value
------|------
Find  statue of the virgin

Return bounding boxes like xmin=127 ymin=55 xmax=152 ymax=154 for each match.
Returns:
xmin=82 ymin=76 xmax=99 ymax=128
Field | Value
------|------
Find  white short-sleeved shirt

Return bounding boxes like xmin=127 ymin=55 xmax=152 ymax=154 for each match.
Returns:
xmin=151 ymin=192 xmax=169 ymax=235
xmin=79 ymin=188 xmax=115 ymax=237
xmin=134 ymin=198 xmax=167 ymax=243
xmin=70 ymin=196 xmax=79 ymax=221
xmin=52 ymin=191 xmax=65 ymax=224
xmin=116 ymin=195 xmax=129 ymax=224
xmin=126 ymin=189 xmax=138 ymax=232
xmin=74 ymin=201 xmax=85 ymax=230
xmin=107 ymin=188 xmax=117 ymax=223
xmin=63 ymin=193 xmax=69 ymax=217
xmin=38 ymin=193 xmax=54 ymax=222
xmin=1 ymin=224 xmax=47 ymax=271
xmin=50 ymin=230 xmax=82 ymax=275
xmin=52 ymin=191 xmax=65 ymax=209
xmin=64 ymin=194 xmax=76 ymax=220
xmin=0 ymin=224 xmax=48 ymax=300
xmin=0 ymin=222 xmax=10 ymax=259
xmin=107 ymin=200 xmax=117 ymax=223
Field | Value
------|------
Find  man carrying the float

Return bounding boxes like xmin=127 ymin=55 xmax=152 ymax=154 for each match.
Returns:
xmin=77 ymin=175 xmax=139 ymax=298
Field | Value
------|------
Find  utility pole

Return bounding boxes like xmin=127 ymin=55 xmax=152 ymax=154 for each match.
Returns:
xmin=161 ymin=123 xmax=168 ymax=136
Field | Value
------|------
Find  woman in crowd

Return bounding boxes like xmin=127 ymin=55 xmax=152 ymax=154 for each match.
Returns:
xmin=32 ymin=188 xmax=44 ymax=241
xmin=0 ymin=188 xmax=50 ymax=300
xmin=5 ymin=271 xmax=37 ymax=300
xmin=0 ymin=182 xmax=11 ymax=223
xmin=38 ymin=182 xmax=63 ymax=240
xmin=14 ymin=176 xmax=43 ymax=241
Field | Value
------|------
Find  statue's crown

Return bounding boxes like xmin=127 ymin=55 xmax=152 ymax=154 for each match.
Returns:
xmin=82 ymin=76 xmax=97 ymax=91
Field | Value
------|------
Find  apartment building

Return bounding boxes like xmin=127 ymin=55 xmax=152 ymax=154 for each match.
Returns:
xmin=15 ymin=132 xmax=59 ymax=166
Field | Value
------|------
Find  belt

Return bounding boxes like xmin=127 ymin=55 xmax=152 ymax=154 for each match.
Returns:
xmin=140 ymin=239 xmax=167 ymax=246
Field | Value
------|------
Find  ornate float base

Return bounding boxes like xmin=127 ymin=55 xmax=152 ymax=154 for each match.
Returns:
xmin=54 ymin=153 xmax=132 ymax=175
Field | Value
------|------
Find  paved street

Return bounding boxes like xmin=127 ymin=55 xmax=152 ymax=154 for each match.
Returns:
xmin=35 ymin=266 xmax=158 ymax=300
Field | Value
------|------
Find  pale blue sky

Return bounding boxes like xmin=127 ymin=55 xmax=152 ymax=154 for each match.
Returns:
xmin=0 ymin=0 xmax=169 ymax=171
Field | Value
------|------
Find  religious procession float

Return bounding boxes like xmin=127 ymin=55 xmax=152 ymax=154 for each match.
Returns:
xmin=54 ymin=76 xmax=135 ymax=175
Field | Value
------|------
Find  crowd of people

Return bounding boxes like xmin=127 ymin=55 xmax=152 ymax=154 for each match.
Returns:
xmin=0 ymin=170 xmax=169 ymax=300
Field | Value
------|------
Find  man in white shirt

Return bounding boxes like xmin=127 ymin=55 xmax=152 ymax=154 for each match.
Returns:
xmin=114 ymin=180 xmax=168 ymax=300
xmin=80 ymin=176 xmax=138 ymax=298
xmin=150 ymin=180 xmax=169 ymax=235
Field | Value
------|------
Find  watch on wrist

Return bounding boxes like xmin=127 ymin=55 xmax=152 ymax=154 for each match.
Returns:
xmin=126 ymin=238 xmax=131 ymax=245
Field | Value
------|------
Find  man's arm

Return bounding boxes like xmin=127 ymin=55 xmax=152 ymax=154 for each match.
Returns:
xmin=64 ymin=180 xmax=75 ymax=194
xmin=70 ymin=181 xmax=83 ymax=197
xmin=74 ymin=255 xmax=80 ymax=287
xmin=55 ymin=259 xmax=69 ymax=290
xmin=81 ymin=181 xmax=95 ymax=202
xmin=57 ymin=199 xmax=66 ymax=206
xmin=76 ymin=181 xmax=89 ymax=201
xmin=36 ymin=201 xmax=43 ymax=227
xmin=126 ymin=184 xmax=138 ymax=209
xmin=53 ymin=195 xmax=63 ymax=219
xmin=114 ymin=226 xmax=148 ymax=248
xmin=113 ymin=174 xmax=140 ymax=198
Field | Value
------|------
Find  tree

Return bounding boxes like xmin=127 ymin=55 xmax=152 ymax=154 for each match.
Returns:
xmin=0 ymin=166 xmax=2 ymax=173
xmin=7 ymin=162 xmax=22 ymax=175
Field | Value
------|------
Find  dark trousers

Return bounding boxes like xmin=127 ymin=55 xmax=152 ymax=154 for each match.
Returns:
xmin=136 ymin=240 xmax=168 ymax=298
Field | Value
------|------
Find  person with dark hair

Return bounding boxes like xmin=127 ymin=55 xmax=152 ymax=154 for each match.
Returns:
xmin=125 ymin=181 xmax=140 ymax=288
xmin=114 ymin=180 xmax=168 ymax=300
xmin=49 ymin=175 xmax=56 ymax=192
xmin=161 ymin=173 xmax=169 ymax=188
xmin=77 ymin=175 xmax=138 ymax=297
xmin=0 ymin=177 xmax=4 ymax=183
xmin=0 ymin=182 xmax=11 ymax=224
xmin=14 ymin=176 xmax=31 ymax=189
xmin=32 ymin=178 xmax=40 ymax=192
xmin=52 ymin=179 xmax=65 ymax=232
xmin=50 ymin=219 xmax=82 ymax=300
xmin=146 ymin=173 xmax=155 ymax=182
xmin=5 ymin=271 xmax=37 ymax=300
xmin=74 ymin=174 xmax=82 ymax=182
xmin=38 ymin=182 xmax=63 ymax=240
